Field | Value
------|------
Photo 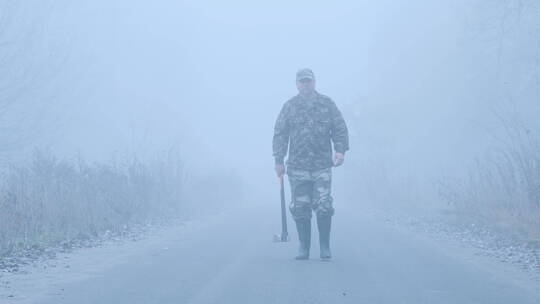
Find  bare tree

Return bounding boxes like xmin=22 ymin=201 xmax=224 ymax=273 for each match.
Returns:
xmin=0 ymin=1 xmax=66 ymax=155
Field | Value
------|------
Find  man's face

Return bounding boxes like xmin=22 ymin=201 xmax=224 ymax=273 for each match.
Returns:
xmin=296 ymin=78 xmax=315 ymax=95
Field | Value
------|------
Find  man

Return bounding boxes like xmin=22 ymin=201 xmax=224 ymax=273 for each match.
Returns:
xmin=272 ymin=68 xmax=349 ymax=260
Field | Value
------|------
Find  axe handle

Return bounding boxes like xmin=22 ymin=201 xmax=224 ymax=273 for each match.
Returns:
xmin=280 ymin=176 xmax=288 ymax=241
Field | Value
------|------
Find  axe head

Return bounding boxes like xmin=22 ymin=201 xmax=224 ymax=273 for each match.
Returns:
xmin=273 ymin=233 xmax=290 ymax=242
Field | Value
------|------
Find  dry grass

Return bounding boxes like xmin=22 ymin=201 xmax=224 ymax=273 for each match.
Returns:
xmin=0 ymin=150 xmax=188 ymax=256
xmin=439 ymin=125 xmax=540 ymax=242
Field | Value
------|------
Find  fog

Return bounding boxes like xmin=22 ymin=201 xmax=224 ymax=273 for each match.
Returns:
xmin=5 ymin=1 xmax=537 ymax=189
xmin=1 ymin=1 xmax=540 ymax=302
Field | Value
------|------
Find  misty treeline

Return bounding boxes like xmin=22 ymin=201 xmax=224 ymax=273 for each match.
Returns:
xmin=0 ymin=2 xmax=93 ymax=256
xmin=347 ymin=0 xmax=540 ymax=239
xmin=0 ymin=2 xmax=243 ymax=257
xmin=0 ymin=2 xmax=66 ymax=154
xmin=438 ymin=1 xmax=540 ymax=239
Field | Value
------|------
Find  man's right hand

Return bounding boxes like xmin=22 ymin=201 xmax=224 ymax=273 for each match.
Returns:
xmin=275 ymin=164 xmax=285 ymax=178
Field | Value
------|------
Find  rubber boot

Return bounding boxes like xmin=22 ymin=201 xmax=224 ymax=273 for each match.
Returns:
xmin=294 ymin=219 xmax=311 ymax=260
xmin=317 ymin=216 xmax=332 ymax=259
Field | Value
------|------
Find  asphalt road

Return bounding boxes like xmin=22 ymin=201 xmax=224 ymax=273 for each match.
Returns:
xmin=28 ymin=203 xmax=540 ymax=304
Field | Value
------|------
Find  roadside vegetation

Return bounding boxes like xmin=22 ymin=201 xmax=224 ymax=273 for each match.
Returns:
xmin=0 ymin=151 xmax=187 ymax=257
xmin=439 ymin=119 xmax=540 ymax=242
xmin=343 ymin=0 xmax=540 ymax=248
xmin=438 ymin=0 xmax=540 ymax=242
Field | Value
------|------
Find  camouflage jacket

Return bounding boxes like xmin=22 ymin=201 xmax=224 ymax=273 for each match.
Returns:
xmin=272 ymin=92 xmax=349 ymax=170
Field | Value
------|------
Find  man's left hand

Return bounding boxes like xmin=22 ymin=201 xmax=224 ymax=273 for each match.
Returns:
xmin=333 ymin=152 xmax=345 ymax=167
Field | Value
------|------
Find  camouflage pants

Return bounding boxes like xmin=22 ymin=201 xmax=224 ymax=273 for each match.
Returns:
xmin=287 ymin=167 xmax=334 ymax=221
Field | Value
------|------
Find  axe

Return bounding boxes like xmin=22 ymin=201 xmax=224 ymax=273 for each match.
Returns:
xmin=273 ymin=175 xmax=290 ymax=242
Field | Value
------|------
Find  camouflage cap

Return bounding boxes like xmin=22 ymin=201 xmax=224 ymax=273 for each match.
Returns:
xmin=296 ymin=68 xmax=315 ymax=81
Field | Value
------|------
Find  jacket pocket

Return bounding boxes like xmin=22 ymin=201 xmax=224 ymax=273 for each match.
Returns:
xmin=315 ymin=118 xmax=331 ymax=135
